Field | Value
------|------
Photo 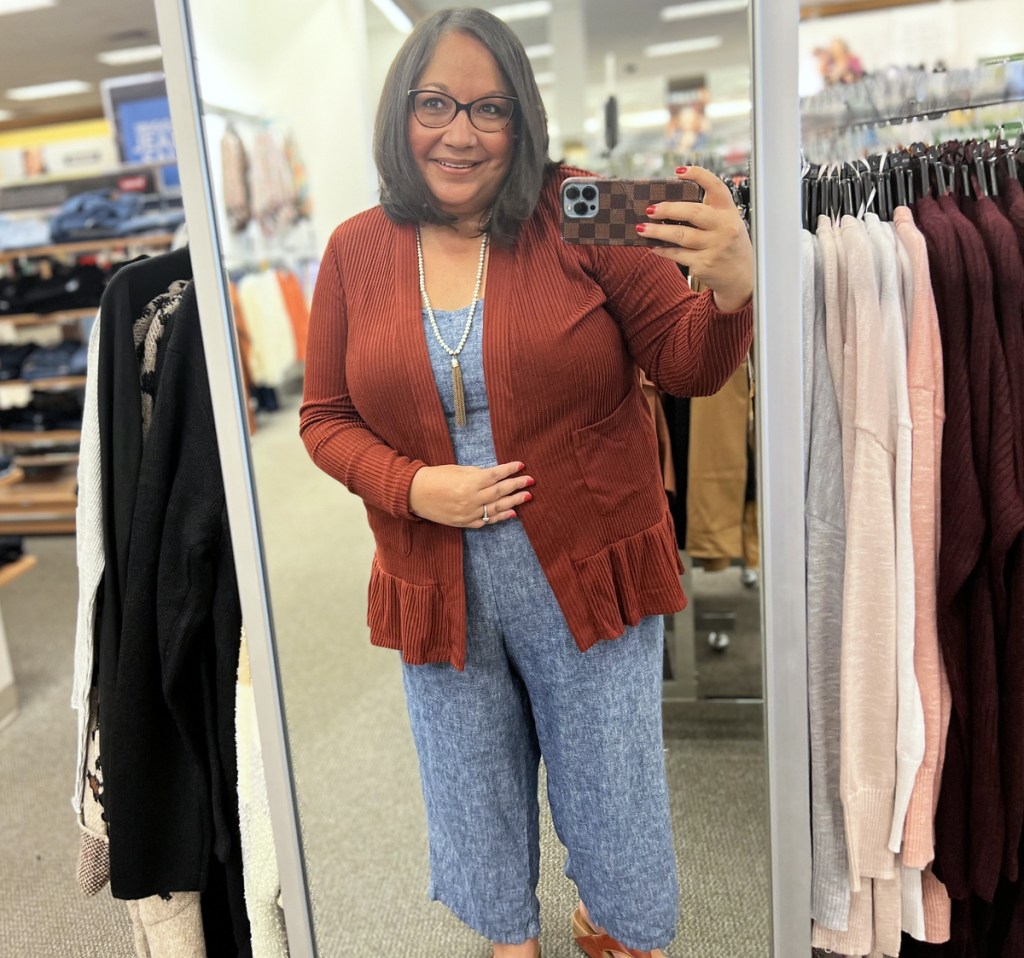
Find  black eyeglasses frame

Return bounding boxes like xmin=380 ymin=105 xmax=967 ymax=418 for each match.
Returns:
xmin=407 ymin=89 xmax=519 ymax=133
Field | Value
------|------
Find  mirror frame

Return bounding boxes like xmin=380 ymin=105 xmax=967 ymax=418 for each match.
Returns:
xmin=153 ymin=0 xmax=318 ymax=954
xmin=154 ymin=0 xmax=812 ymax=954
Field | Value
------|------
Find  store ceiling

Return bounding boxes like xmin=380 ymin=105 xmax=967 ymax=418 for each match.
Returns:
xmin=0 ymin=0 xmax=940 ymax=132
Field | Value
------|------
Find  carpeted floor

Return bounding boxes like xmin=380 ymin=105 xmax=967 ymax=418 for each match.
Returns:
xmin=0 ymin=401 xmax=771 ymax=957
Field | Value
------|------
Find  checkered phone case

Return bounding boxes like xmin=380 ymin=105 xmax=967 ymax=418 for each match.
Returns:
xmin=560 ymin=177 xmax=704 ymax=247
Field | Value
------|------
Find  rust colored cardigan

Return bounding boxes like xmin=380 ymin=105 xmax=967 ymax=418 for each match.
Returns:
xmin=299 ymin=167 xmax=753 ymax=668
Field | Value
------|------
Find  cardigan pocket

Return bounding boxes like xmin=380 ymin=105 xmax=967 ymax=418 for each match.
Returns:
xmin=364 ymin=503 xmax=412 ymax=557
xmin=571 ymin=388 xmax=662 ymax=517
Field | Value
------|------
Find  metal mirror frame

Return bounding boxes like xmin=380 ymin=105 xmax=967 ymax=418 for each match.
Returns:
xmin=153 ymin=0 xmax=810 ymax=954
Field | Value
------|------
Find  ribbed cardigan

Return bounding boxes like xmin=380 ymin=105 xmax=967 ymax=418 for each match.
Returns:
xmin=299 ymin=166 xmax=753 ymax=668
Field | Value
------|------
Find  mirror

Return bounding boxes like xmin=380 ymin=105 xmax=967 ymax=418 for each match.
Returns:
xmin=183 ymin=0 xmax=769 ymax=953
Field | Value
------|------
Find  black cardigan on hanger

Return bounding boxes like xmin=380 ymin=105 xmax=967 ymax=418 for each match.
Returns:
xmin=95 ymin=253 xmax=248 ymax=953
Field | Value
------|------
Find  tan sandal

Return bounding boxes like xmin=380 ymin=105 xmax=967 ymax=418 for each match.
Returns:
xmin=572 ymin=904 xmax=645 ymax=958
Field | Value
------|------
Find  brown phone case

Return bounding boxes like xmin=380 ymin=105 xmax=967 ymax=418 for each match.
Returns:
xmin=560 ymin=177 xmax=704 ymax=247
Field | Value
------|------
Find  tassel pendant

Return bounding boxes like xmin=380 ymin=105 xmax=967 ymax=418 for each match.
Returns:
xmin=451 ymin=356 xmax=467 ymax=427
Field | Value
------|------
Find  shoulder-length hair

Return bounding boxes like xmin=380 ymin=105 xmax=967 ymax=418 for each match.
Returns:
xmin=373 ymin=7 xmax=555 ymax=246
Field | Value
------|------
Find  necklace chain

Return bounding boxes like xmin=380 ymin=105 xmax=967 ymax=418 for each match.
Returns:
xmin=416 ymin=227 xmax=488 ymax=427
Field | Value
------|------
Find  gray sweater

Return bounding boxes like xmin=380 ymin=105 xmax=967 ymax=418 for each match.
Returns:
xmin=804 ymin=229 xmax=851 ymax=930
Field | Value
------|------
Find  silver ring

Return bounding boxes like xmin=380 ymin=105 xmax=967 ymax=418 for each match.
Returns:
xmin=481 ymin=504 xmax=490 ymax=524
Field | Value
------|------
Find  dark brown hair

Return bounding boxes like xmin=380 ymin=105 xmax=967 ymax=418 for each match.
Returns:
xmin=373 ymin=7 xmax=555 ymax=246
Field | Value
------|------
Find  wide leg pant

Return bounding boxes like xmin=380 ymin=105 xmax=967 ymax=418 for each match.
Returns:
xmin=401 ymin=517 xmax=680 ymax=950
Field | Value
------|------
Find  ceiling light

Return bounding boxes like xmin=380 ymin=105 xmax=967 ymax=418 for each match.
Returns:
xmin=705 ymin=98 xmax=751 ymax=118
xmin=370 ymin=0 xmax=412 ymax=32
xmin=644 ymin=36 xmax=723 ymax=57
xmin=660 ymin=0 xmax=747 ymax=22
xmin=0 ymin=0 xmax=55 ymax=14
xmin=0 ymin=110 xmax=13 ymax=121
xmin=525 ymin=43 xmax=554 ymax=59
xmin=97 ymin=44 xmax=162 ymax=66
xmin=6 ymin=79 xmax=91 ymax=100
xmin=532 ymin=71 xmax=556 ymax=86
xmin=489 ymin=1 xmax=551 ymax=23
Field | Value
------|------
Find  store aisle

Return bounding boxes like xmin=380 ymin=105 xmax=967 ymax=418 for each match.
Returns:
xmin=0 ymin=536 xmax=135 ymax=957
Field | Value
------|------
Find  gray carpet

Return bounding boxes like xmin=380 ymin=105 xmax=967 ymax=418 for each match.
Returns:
xmin=0 ymin=402 xmax=771 ymax=957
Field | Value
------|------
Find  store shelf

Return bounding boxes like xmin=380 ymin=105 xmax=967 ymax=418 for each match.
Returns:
xmin=0 ymin=554 xmax=37 ymax=589
xmin=0 ymin=376 xmax=86 ymax=391
xmin=0 ymin=468 xmax=25 ymax=489
xmin=0 ymin=430 xmax=81 ymax=445
xmin=0 ymin=232 xmax=175 ymax=264
xmin=14 ymin=452 xmax=79 ymax=468
xmin=0 ymin=466 xmax=77 ymax=534
xmin=0 ymin=308 xmax=96 ymax=327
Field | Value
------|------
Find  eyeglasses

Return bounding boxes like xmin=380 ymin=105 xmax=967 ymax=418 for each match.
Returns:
xmin=408 ymin=89 xmax=518 ymax=133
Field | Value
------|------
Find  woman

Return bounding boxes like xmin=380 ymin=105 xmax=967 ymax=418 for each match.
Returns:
xmin=300 ymin=8 xmax=753 ymax=958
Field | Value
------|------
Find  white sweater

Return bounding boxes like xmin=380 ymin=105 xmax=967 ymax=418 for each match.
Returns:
xmin=71 ymin=317 xmax=105 ymax=815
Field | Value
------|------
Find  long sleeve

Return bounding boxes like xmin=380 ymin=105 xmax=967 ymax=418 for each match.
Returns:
xmin=894 ymin=208 xmax=949 ymax=873
xmin=805 ymin=229 xmax=851 ymax=931
xmin=579 ymin=242 xmax=753 ymax=398
xmin=866 ymin=214 xmax=924 ymax=856
xmin=299 ymin=239 xmax=426 ymax=520
xmin=71 ymin=315 xmax=105 ymax=815
xmin=838 ymin=215 xmax=898 ymax=887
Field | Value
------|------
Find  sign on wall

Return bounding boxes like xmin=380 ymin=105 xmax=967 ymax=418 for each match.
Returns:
xmin=101 ymin=73 xmax=180 ymax=188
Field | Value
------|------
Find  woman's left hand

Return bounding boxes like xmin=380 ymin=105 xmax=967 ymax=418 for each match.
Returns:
xmin=639 ymin=166 xmax=754 ymax=313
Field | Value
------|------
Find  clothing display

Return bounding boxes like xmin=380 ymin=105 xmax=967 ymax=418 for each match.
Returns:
xmin=230 ymin=269 xmax=306 ymax=389
xmin=803 ymin=140 xmax=1024 ymax=956
xmin=300 ymin=164 xmax=753 ymax=670
xmin=72 ymin=246 xmax=255 ymax=955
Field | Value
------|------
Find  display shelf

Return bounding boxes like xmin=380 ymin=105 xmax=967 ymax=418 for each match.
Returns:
xmin=0 ymin=232 xmax=175 ymax=264
xmin=0 ymin=308 xmax=96 ymax=327
xmin=0 ymin=554 xmax=37 ymax=589
xmin=0 ymin=375 xmax=86 ymax=391
xmin=0 ymin=430 xmax=81 ymax=444
xmin=0 ymin=467 xmax=25 ymax=489
xmin=0 ymin=467 xmax=77 ymax=534
xmin=14 ymin=451 xmax=79 ymax=468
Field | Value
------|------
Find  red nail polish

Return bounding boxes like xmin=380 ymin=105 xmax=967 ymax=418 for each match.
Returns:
xmin=635 ymin=223 xmax=647 ymax=233
xmin=646 ymin=206 xmax=657 ymax=215
xmin=525 ymin=477 xmax=535 ymax=487
xmin=676 ymin=166 xmax=688 ymax=174
xmin=523 ymin=492 xmax=533 ymax=502
xmin=507 ymin=511 xmax=518 ymax=520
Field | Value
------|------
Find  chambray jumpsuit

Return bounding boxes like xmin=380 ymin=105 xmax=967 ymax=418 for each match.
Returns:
xmin=401 ymin=302 xmax=679 ymax=950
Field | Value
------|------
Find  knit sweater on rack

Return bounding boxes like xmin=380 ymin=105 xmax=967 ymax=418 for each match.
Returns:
xmin=299 ymin=165 xmax=753 ymax=668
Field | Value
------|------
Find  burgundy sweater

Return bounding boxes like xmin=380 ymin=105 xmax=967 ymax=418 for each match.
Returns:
xmin=299 ymin=167 xmax=753 ymax=668
xmin=970 ymin=196 xmax=1024 ymax=883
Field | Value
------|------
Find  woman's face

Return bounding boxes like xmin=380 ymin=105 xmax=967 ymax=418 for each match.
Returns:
xmin=408 ymin=31 xmax=515 ymax=225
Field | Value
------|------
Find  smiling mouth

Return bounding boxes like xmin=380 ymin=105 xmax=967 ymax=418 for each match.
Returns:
xmin=433 ymin=159 xmax=479 ymax=170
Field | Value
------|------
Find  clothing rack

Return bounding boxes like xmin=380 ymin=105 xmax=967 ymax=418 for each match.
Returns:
xmin=801 ymin=63 xmax=1024 ymax=164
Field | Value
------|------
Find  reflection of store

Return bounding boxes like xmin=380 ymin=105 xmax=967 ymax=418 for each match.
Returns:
xmin=2 ymin=0 xmax=1024 ymax=957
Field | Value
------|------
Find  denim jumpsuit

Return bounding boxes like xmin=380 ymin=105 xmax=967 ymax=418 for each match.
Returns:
xmin=401 ymin=303 xmax=679 ymax=950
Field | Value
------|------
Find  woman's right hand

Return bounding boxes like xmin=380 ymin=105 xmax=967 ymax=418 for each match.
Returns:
xmin=409 ymin=460 xmax=534 ymax=528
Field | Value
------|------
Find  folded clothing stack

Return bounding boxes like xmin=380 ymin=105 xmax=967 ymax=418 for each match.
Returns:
xmin=0 ymin=536 xmax=24 ymax=568
xmin=0 ymin=341 xmax=86 ymax=382
xmin=0 ymin=215 xmax=51 ymax=251
xmin=0 ymin=263 xmax=107 ymax=315
xmin=0 ymin=390 xmax=84 ymax=432
xmin=49 ymin=190 xmax=185 ymax=244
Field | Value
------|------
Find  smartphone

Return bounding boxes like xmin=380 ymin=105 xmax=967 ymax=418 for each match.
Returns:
xmin=560 ymin=177 xmax=704 ymax=247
